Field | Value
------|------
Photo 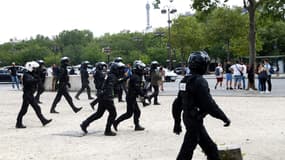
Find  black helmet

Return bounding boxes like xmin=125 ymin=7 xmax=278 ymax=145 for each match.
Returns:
xmin=133 ymin=60 xmax=146 ymax=75
xmin=150 ymin=61 xmax=159 ymax=70
xmin=37 ymin=60 xmax=45 ymax=65
xmin=188 ymin=51 xmax=210 ymax=75
xmin=60 ymin=57 xmax=70 ymax=66
xmin=110 ymin=62 xmax=125 ymax=77
xmin=114 ymin=57 xmax=123 ymax=63
xmin=81 ymin=60 xmax=90 ymax=69
xmin=96 ymin=62 xmax=107 ymax=71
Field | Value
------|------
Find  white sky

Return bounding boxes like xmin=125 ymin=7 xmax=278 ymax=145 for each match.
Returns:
xmin=0 ymin=0 xmax=242 ymax=44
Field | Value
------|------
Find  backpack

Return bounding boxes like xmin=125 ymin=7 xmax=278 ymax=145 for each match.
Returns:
xmin=215 ymin=67 xmax=220 ymax=76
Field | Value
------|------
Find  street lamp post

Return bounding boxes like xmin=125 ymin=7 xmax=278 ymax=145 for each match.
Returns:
xmin=161 ymin=5 xmax=177 ymax=70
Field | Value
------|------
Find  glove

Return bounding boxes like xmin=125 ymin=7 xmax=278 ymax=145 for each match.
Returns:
xmin=173 ymin=123 xmax=182 ymax=135
xmin=67 ymin=82 xmax=71 ymax=88
xmin=223 ymin=119 xmax=231 ymax=127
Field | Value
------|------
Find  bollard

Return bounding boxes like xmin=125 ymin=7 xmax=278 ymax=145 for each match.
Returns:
xmin=218 ymin=144 xmax=243 ymax=160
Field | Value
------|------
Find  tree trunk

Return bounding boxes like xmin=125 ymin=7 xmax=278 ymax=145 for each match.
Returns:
xmin=247 ymin=1 xmax=257 ymax=90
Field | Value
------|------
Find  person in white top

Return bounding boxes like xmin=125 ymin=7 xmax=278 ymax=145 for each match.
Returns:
xmin=214 ymin=63 xmax=223 ymax=89
xmin=230 ymin=61 xmax=243 ymax=89
xmin=240 ymin=61 xmax=247 ymax=90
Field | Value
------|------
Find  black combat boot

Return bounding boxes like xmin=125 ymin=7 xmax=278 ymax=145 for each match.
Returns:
xmin=73 ymin=107 xmax=82 ymax=113
xmin=80 ymin=122 xmax=89 ymax=134
xmin=42 ymin=119 xmax=52 ymax=126
xmin=15 ymin=121 xmax=26 ymax=129
xmin=135 ymin=124 xmax=145 ymax=131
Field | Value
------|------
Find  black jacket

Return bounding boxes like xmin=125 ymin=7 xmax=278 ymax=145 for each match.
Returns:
xmin=127 ymin=73 xmax=145 ymax=98
xmin=22 ymin=71 xmax=38 ymax=94
xmin=80 ymin=68 xmax=89 ymax=85
xmin=173 ymin=74 xmax=229 ymax=124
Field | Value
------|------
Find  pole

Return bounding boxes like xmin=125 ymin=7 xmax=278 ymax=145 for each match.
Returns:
xmin=167 ymin=8 xmax=172 ymax=70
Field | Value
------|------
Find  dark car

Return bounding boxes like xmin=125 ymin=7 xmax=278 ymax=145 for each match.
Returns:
xmin=0 ymin=67 xmax=23 ymax=83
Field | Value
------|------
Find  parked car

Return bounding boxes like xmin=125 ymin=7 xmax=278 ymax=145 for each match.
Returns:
xmin=174 ymin=67 xmax=185 ymax=75
xmin=0 ymin=68 xmax=22 ymax=83
xmin=164 ymin=68 xmax=178 ymax=82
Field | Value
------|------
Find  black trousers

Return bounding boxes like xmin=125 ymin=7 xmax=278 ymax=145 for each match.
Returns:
xmin=266 ymin=75 xmax=272 ymax=92
xmin=115 ymin=96 xmax=141 ymax=126
xmin=51 ymin=85 xmax=78 ymax=112
xmin=177 ymin=115 xmax=220 ymax=160
xmin=150 ymin=85 xmax=159 ymax=103
xmin=83 ymin=99 xmax=117 ymax=132
xmin=75 ymin=83 xmax=92 ymax=98
xmin=35 ymin=81 xmax=45 ymax=102
xmin=16 ymin=93 xmax=47 ymax=125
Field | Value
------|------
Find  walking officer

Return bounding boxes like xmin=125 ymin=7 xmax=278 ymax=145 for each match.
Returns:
xmin=149 ymin=61 xmax=161 ymax=105
xmin=172 ymin=51 xmax=231 ymax=160
xmin=75 ymin=61 xmax=94 ymax=100
xmin=16 ymin=61 xmax=52 ymax=128
xmin=113 ymin=60 xmax=148 ymax=132
xmin=50 ymin=57 xmax=82 ymax=114
xmin=80 ymin=62 xmax=126 ymax=136
xmin=35 ymin=60 xmax=47 ymax=103
xmin=90 ymin=61 xmax=107 ymax=110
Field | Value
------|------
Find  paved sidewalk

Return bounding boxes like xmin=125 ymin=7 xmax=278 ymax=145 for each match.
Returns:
xmin=0 ymin=90 xmax=285 ymax=160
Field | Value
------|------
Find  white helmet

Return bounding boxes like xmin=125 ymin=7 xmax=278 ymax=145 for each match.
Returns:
xmin=25 ymin=61 xmax=40 ymax=72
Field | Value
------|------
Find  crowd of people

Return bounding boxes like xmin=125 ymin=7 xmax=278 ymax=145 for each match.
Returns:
xmin=214 ymin=59 xmax=277 ymax=93
xmin=11 ymin=51 xmax=233 ymax=159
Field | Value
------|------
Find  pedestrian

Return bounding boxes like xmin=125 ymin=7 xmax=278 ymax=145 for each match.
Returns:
xmin=80 ymin=62 xmax=126 ymax=136
xmin=240 ymin=61 xmax=247 ymax=90
xmin=230 ymin=60 xmax=243 ymax=89
xmin=50 ymin=57 xmax=82 ymax=114
xmin=16 ymin=61 xmax=52 ymax=128
xmin=225 ymin=60 xmax=233 ymax=90
xmin=113 ymin=60 xmax=148 ymax=132
xmin=8 ymin=62 xmax=20 ymax=90
xmin=264 ymin=59 xmax=272 ymax=93
xmin=149 ymin=61 xmax=161 ymax=105
xmin=258 ymin=63 xmax=268 ymax=93
xmin=172 ymin=51 xmax=231 ymax=160
xmin=51 ymin=64 xmax=59 ymax=91
xmin=214 ymin=63 xmax=223 ymax=89
xmin=159 ymin=66 xmax=165 ymax=91
xmin=75 ymin=61 xmax=94 ymax=100
xmin=35 ymin=60 xmax=47 ymax=104
xmin=90 ymin=62 xmax=107 ymax=110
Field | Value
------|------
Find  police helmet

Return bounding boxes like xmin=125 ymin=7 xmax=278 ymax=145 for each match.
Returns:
xmin=133 ymin=60 xmax=146 ymax=75
xmin=60 ymin=57 xmax=70 ymax=66
xmin=96 ymin=62 xmax=107 ymax=71
xmin=25 ymin=61 xmax=40 ymax=72
xmin=114 ymin=57 xmax=123 ymax=63
xmin=37 ymin=60 xmax=45 ymax=65
xmin=81 ymin=60 xmax=90 ymax=69
xmin=110 ymin=62 xmax=125 ymax=77
xmin=150 ymin=61 xmax=159 ymax=70
xmin=188 ymin=51 xmax=210 ymax=75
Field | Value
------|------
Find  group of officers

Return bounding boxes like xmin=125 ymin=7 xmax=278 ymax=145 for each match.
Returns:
xmin=15 ymin=51 xmax=231 ymax=160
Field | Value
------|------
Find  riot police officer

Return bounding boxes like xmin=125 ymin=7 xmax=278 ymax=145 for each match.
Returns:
xmin=113 ymin=57 xmax=125 ymax=102
xmin=16 ymin=61 xmax=52 ymax=128
xmin=35 ymin=60 xmax=47 ymax=104
xmin=90 ymin=62 xmax=107 ymax=110
xmin=80 ymin=62 xmax=125 ymax=136
xmin=172 ymin=51 xmax=231 ymax=160
xmin=149 ymin=61 xmax=161 ymax=105
xmin=75 ymin=61 xmax=94 ymax=100
xmin=113 ymin=60 xmax=148 ymax=131
xmin=50 ymin=57 xmax=82 ymax=114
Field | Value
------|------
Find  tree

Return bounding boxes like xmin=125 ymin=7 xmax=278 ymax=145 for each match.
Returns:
xmin=153 ymin=0 xmax=284 ymax=89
